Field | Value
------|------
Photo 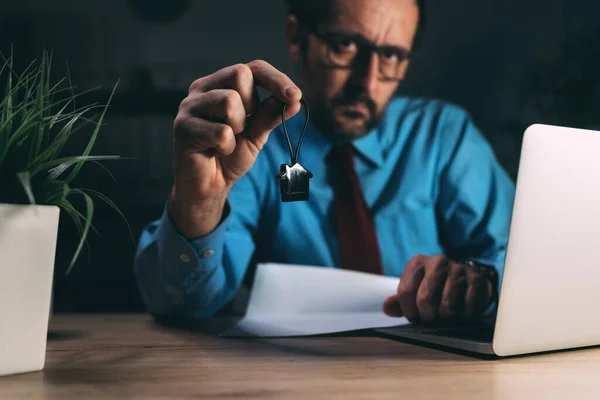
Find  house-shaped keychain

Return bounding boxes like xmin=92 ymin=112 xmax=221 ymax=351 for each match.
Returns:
xmin=276 ymin=99 xmax=312 ymax=202
xmin=276 ymin=162 xmax=313 ymax=202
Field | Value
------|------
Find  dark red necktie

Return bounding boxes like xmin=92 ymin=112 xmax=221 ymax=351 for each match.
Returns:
xmin=330 ymin=144 xmax=383 ymax=275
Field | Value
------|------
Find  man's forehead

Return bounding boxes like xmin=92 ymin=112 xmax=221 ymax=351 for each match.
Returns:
xmin=326 ymin=0 xmax=418 ymax=45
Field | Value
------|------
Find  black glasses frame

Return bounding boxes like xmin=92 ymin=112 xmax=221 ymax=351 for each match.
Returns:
xmin=302 ymin=26 xmax=411 ymax=82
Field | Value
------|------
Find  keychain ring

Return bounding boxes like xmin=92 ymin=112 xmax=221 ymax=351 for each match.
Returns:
xmin=281 ymin=99 xmax=309 ymax=165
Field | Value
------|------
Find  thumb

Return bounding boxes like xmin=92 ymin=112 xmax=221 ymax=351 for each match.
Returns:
xmin=382 ymin=294 xmax=404 ymax=317
xmin=244 ymin=95 xmax=302 ymax=146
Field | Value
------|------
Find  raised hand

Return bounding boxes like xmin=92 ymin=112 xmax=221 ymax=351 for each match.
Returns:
xmin=169 ymin=60 xmax=302 ymax=238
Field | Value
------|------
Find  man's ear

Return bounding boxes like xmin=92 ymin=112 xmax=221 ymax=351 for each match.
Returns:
xmin=285 ymin=15 xmax=302 ymax=64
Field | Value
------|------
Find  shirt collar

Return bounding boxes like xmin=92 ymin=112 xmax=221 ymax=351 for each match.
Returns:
xmin=351 ymin=126 xmax=383 ymax=168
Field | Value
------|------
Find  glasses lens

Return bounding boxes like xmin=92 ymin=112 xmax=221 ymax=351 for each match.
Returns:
xmin=379 ymin=60 xmax=402 ymax=80
xmin=326 ymin=38 xmax=358 ymax=67
xmin=379 ymin=49 xmax=408 ymax=80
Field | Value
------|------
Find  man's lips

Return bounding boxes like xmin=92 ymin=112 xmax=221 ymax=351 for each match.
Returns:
xmin=338 ymin=102 xmax=370 ymax=118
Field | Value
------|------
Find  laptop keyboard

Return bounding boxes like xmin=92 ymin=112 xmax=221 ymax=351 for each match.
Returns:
xmin=424 ymin=326 xmax=494 ymax=343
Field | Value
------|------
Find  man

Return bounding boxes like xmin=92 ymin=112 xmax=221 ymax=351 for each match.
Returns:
xmin=134 ymin=0 xmax=515 ymax=325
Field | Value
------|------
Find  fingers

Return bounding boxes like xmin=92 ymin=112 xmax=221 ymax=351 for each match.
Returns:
xmin=182 ymin=89 xmax=248 ymax=134
xmin=243 ymin=96 xmax=302 ymax=147
xmin=438 ymin=264 xmax=467 ymax=320
xmin=463 ymin=270 xmax=493 ymax=319
xmin=189 ymin=63 xmax=260 ymax=115
xmin=415 ymin=255 xmax=450 ymax=323
xmin=173 ymin=116 xmax=236 ymax=156
xmin=182 ymin=60 xmax=303 ymax=151
xmin=246 ymin=60 xmax=302 ymax=104
xmin=382 ymin=294 xmax=404 ymax=317
xmin=396 ymin=254 xmax=427 ymax=322
xmin=189 ymin=61 xmax=301 ymax=117
xmin=242 ymin=60 xmax=302 ymax=145
xmin=392 ymin=254 xmax=494 ymax=325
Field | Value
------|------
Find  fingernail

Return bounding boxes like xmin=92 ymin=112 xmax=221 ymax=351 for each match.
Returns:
xmin=285 ymin=86 xmax=300 ymax=99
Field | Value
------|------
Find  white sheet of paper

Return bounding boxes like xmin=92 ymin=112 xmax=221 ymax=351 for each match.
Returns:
xmin=222 ymin=263 xmax=409 ymax=337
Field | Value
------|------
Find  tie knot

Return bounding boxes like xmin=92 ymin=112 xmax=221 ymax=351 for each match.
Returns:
xmin=327 ymin=143 xmax=355 ymax=167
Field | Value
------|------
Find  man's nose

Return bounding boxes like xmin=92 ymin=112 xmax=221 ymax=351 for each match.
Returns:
xmin=352 ymin=53 xmax=379 ymax=96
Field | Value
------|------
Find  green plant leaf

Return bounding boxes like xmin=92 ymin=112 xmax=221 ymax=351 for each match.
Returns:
xmin=89 ymin=160 xmax=118 ymax=183
xmin=34 ymin=155 xmax=121 ymax=180
xmin=55 ymin=197 xmax=92 ymax=268
xmin=64 ymin=188 xmax=94 ymax=274
xmin=30 ymin=50 xmax=47 ymax=165
xmin=41 ymin=179 xmax=69 ymax=205
xmin=64 ymin=79 xmax=119 ymax=184
xmin=56 ymin=198 xmax=83 ymax=235
xmin=85 ymin=188 xmax=134 ymax=245
xmin=57 ymin=193 xmax=99 ymax=236
xmin=0 ymin=104 xmax=56 ymax=165
xmin=30 ymin=102 xmax=108 ymax=168
xmin=0 ymin=50 xmax=14 ymax=152
xmin=47 ymin=97 xmax=74 ymax=131
xmin=16 ymin=171 xmax=36 ymax=205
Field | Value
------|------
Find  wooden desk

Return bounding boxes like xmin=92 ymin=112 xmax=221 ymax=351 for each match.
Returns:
xmin=1 ymin=314 xmax=600 ymax=399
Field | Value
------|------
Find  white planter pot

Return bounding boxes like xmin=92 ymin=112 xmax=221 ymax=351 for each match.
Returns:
xmin=0 ymin=204 xmax=59 ymax=376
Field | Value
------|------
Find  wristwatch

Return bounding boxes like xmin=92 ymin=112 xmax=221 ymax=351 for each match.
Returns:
xmin=460 ymin=259 xmax=500 ymax=304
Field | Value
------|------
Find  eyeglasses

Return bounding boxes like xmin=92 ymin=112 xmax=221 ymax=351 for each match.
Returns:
xmin=303 ymin=27 xmax=411 ymax=82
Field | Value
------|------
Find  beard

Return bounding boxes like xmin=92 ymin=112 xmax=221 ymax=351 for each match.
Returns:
xmin=309 ymin=87 xmax=386 ymax=144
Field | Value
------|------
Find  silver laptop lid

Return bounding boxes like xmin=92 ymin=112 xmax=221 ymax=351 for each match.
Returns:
xmin=493 ymin=124 xmax=600 ymax=356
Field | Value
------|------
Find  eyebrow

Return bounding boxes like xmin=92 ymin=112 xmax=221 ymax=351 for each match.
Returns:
xmin=324 ymin=29 xmax=411 ymax=54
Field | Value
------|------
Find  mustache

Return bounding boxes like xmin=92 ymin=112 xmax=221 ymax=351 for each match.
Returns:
xmin=330 ymin=92 xmax=377 ymax=116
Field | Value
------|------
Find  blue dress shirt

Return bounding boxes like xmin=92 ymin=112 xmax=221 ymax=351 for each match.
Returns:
xmin=134 ymin=96 xmax=516 ymax=318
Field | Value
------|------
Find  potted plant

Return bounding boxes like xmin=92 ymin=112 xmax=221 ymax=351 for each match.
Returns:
xmin=0 ymin=50 xmax=125 ymax=376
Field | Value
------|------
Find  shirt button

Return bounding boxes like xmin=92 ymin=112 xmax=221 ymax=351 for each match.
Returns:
xmin=202 ymin=249 xmax=214 ymax=258
xmin=179 ymin=253 xmax=191 ymax=263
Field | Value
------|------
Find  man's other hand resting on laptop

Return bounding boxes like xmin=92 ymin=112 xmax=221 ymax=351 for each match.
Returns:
xmin=133 ymin=0 xmax=514 ymax=323
xmin=383 ymin=255 xmax=497 ymax=325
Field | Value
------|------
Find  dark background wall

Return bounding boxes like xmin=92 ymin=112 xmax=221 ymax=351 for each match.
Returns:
xmin=1 ymin=0 xmax=599 ymax=312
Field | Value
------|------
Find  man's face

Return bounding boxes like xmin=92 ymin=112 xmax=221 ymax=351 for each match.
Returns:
xmin=287 ymin=0 xmax=419 ymax=142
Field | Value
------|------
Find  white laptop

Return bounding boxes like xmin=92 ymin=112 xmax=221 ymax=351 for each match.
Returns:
xmin=376 ymin=123 xmax=600 ymax=357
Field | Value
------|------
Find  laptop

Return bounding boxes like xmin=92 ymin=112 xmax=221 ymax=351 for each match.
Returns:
xmin=376 ymin=123 xmax=600 ymax=357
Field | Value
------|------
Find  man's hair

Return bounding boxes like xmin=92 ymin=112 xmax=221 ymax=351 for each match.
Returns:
xmin=284 ymin=0 xmax=427 ymax=50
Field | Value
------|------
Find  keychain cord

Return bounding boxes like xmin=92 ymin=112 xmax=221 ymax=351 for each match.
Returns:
xmin=281 ymin=99 xmax=309 ymax=165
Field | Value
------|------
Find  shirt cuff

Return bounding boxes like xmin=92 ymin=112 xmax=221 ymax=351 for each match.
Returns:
xmin=157 ymin=200 xmax=231 ymax=286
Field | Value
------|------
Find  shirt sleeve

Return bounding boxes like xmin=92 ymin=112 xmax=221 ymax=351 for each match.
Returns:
xmin=435 ymin=106 xmax=516 ymax=294
xmin=133 ymin=152 xmax=275 ymax=318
